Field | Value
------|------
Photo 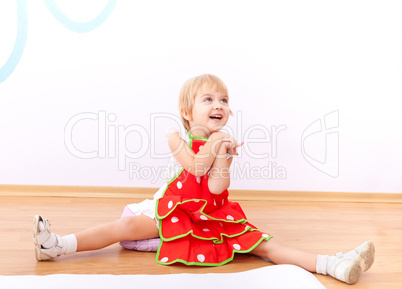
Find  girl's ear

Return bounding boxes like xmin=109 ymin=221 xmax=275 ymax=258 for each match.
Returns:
xmin=181 ymin=109 xmax=192 ymax=121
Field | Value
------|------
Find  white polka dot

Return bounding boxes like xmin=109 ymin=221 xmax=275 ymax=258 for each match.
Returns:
xmin=171 ymin=216 xmax=179 ymax=223
xmin=200 ymin=215 xmax=208 ymax=220
xmin=233 ymin=244 xmax=241 ymax=250
xmin=214 ymin=199 xmax=217 ymax=206
xmin=262 ymin=233 xmax=269 ymax=238
xmin=160 ymin=257 xmax=169 ymax=263
xmin=177 ymin=181 xmax=182 ymax=189
xmin=203 ymin=228 xmax=210 ymax=232
xmin=199 ymin=145 xmax=203 ymax=151
xmin=197 ymin=254 xmax=205 ymax=262
xmin=226 ymin=215 xmax=234 ymax=221
xmin=168 ymin=200 xmax=173 ymax=209
xmin=196 ymin=176 xmax=201 ymax=183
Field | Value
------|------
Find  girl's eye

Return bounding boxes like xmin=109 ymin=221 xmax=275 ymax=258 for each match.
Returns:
xmin=205 ymin=97 xmax=212 ymax=102
xmin=221 ymin=98 xmax=228 ymax=103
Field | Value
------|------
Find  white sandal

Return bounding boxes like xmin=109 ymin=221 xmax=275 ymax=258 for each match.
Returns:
xmin=33 ymin=215 xmax=62 ymax=261
xmin=330 ymin=240 xmax=375 ymax=284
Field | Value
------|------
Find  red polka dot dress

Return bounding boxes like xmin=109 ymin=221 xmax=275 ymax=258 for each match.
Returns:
xmin=155 ymin=132 xmax=272 ymax=266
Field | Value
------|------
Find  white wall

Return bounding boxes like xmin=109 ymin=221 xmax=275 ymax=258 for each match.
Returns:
xmin=1 ymin=0 xmax=401 ymax=193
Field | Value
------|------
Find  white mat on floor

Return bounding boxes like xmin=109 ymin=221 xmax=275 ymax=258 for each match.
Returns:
xmin=1 ymin=265 xmax=327 ymax=289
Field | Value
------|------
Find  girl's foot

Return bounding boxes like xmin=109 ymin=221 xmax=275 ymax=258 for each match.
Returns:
xmin=33 ymin=215 xmax=63 ymax=261
xmin=317 ymin=240 xmax=375 ymax=284
xmin=33 ymin=215 xmax=77 ymax=261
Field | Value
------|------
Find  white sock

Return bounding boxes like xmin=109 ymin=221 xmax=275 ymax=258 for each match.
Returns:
xmin=60 ymin=234 xmax=78 ymax=255
xmin=316 ymin=255 xmax=329 ymax=275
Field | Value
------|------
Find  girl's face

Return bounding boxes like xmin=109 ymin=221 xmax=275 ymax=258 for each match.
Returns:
xmin=185 ymin=86 xmax=230 ymax=138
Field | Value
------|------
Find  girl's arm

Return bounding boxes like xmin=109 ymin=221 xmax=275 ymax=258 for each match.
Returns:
xmin=168 ymin=131 xmax=227 ymax=177
xmin=208 ymin=142 xmax=232 ymax=194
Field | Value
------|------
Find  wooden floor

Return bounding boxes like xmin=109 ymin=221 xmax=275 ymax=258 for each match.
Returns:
xmin=0 ymin=195 xmax=401 ymax=289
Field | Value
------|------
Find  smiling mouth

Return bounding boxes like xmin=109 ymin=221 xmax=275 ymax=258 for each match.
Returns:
xmin=209 ymin=115 xmax=222 ymax=120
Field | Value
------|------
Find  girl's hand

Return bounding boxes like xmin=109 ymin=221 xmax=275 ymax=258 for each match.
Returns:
xmin=223 ymin=139 xmax=244 ymax=156
xmin=212 ymin=132 xmax=243 ymax=156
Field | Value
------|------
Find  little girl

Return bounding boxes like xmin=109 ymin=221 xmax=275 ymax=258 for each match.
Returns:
xmin=33 ymin=74 xmax=374 ymax=285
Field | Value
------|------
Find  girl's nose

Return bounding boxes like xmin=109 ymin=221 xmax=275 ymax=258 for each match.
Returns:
xmin=214 ymin=101 xmax=223 ymax=110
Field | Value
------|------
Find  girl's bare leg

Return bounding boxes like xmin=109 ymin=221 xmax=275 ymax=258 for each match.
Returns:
xmin=76 ymin=215 xmax=159 ymax=252
xmin=251 ymin=238 xmax=317 ymax=272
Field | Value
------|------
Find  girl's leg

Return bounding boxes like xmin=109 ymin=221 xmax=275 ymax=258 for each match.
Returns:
xmin=251 ymin=238 xmax=375 ymax=285
xmin=76 ymin=215 xmax=159 ymax=251
xmin=251 ymin=238 xmax=317 ymax=272
xmin=33 ymin=214 xmax=159 ymax=260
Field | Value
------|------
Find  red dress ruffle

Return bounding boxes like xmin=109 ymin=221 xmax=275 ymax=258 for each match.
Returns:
xmin=155 ymin=133 xmax=271 ymax=266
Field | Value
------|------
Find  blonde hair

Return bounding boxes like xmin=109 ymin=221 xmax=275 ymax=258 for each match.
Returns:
xmin=178 ymin=74 xmax=229 ymax=131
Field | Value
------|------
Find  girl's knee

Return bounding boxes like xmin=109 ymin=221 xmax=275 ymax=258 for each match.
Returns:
xmin=116 ymin=215 xmax=159 ymax=240
xmin=117 ymin=215 xmax=139 ymax=228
